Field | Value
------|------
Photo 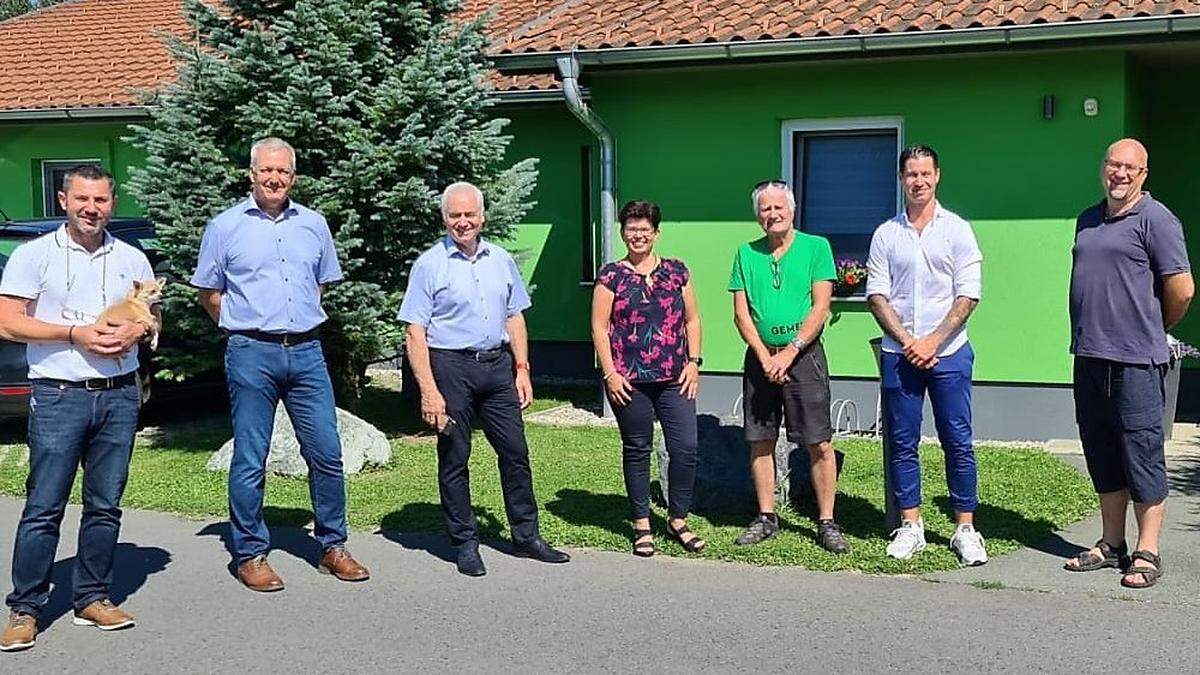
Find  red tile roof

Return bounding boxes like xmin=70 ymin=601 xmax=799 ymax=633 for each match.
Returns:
xmin=489 ymin=1 xmax=1200 ymax=53
xmin=0 ymin=0 xmax=191 ymax=110
xmin=2 ymin=1 xmax=1198 ymax=111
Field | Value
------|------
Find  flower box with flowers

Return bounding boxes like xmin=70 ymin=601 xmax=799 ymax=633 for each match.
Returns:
xmin=833 ymin=257 xmax=868 ymax=297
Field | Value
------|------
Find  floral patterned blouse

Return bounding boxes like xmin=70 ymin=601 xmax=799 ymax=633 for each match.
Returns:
xmin=597 ymin=257 xmax=690 ymax=383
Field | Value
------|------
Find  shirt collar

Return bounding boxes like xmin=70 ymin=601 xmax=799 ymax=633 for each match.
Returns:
xmin=243 ymin=194 xmax=298 ymax=220
xmin=1101 ymin=192 xmax=1151 ymax=222
xmin=442 ymin=235 xmax=491 ymax=259
xmin=898 ymin=201 xmax=946 ymax=230
xmin=55 ymin=224 xmax=114 ymax=256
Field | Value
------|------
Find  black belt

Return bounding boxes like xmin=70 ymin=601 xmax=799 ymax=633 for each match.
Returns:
xmin=33 ymin=372 xmax=138 ymax=391
xmin=228 ymin=328 xmax=320 ymax=346
xmin=431 ymin=346 xmax=508 ymax=361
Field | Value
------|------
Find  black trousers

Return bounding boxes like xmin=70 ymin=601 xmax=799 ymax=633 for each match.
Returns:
xmin=610 ymin=381 xmax=698 ymax=520
xmin=430 ymin=348 xmax=540 ymax=547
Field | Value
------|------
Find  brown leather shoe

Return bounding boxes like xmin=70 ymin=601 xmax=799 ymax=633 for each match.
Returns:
xmin=73 ymin=599 xmax=135 ymax=631
xmin=0 ymin=612 xmax=36 ymax=652
xmin=237 ymin=555 xmax=285 ymax=592
xmin=319 ymin=547 xmax=370 ymax=582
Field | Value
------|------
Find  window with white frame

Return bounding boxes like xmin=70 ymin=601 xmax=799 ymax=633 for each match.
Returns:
xmin=781 ymin=118 xmax=902 ymax=264
xmin=41 ymin=159 xmax=101 ymax=218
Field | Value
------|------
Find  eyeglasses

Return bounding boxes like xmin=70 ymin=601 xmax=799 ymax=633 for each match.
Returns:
xmin=1103 ymin=159 xmax=1145 ymax=176
xmin=623 ymin=227 xmax=657 ymax=238
xmin=770 ymin=260 xmax=781 ymax=290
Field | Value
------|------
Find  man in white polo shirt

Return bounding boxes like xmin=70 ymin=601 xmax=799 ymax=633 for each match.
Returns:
xmin=866 ymin=145 xmax=987 ymax=566
xmin=0 ymin=166 xmax=156 ymax=653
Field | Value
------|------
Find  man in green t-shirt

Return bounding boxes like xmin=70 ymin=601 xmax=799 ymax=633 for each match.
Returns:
xmin=728 ymin=181 xmax=848 ymax=553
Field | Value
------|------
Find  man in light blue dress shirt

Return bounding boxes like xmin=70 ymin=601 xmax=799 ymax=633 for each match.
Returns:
xmin=400 ymin=181 xmax=569 ymax=576
xmin=192 ymin=137 xmax=369 ymax=591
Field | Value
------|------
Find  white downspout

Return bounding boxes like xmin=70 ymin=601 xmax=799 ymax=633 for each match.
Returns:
xmin=556 ymin=55 xmax=615 ymax=266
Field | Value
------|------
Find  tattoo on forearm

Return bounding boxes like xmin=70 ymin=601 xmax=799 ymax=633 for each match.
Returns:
xmin=932 ymin=297 xmax=978 ymax=342
xmin=868 ymin=295 xmax=912 ymax=344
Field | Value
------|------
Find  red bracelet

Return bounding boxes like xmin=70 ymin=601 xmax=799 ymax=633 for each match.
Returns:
xmin=515 ymin=362 xmax=531 ymax=372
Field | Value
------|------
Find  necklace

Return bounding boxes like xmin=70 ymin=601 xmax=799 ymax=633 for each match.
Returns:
xmin=59 ymin=226 xmax=108 ymax=324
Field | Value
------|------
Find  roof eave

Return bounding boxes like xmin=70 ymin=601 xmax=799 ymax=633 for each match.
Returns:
xmin=0 ymin=105 xmax=152 ymax=121
xmin=491 ymin=14 xmax=1200 ymax=73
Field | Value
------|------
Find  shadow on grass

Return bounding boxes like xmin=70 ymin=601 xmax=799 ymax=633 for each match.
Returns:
xmin=195 ymin=506 xmax=324 ymax=574
xmin=377 ymin=502 xmax=507 ymax=564
xmin=40 ymin=543 xmax=171 ymax=630
xmin=545 ymin=488 xmax=634 ymax=539
xmin=354 ymin=382 xmax=428 ymax=437
xmin=931 ymin=496 xmax=1085 ymax=559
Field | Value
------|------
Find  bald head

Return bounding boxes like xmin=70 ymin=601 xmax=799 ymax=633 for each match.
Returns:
xmin=1106 ymin=138 xmax=1148 ymax=166
xmin=1101 ymin=137 xmax=1149 ymax=207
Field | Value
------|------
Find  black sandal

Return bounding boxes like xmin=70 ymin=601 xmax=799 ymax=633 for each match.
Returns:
xmin=1064 ymin=539 xmax=1127 ymax=572
xmin=632 ymin=528 xmax=655 ymax=558
xmin=666 ymin=521 xmax=706 ymax=553
xmin=1120 ymin=550 xmax=1164 ymax=589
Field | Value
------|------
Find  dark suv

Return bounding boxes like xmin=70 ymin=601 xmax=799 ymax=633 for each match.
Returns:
xmin=0 ymin=218 xmax=162 ymax=418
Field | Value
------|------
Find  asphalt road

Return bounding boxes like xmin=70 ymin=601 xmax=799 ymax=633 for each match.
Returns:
xmin=1 ymin=494 xmax=1198 ymax=673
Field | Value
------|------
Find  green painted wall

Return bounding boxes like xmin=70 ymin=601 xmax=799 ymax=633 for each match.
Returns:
xmin=500 ymin=106 xmax=598 ymax=342
xmin=0 ymin=121 xmax=146 ymax=219
xmin=556 ymin=50 xmax=1128 ymax=383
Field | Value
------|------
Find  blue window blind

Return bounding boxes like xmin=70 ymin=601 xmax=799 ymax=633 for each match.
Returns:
xmin=792 ymin=130 xmax=897 ymax=262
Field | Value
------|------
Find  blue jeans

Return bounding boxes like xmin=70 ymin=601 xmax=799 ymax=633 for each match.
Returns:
xmin=6 ymin=381 xmax=140 ymax=617
xmin=882 ymin=343 xmax=978 ymax=512
xmin=224 ymin=334 xmax=347 ymax=562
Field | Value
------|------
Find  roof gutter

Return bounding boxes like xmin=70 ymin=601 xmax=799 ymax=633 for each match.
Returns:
xmin=493 ymin=14 xmax=1200 ymax=72
xmin=0 ymin=106 xmax=152 ymax=121
xmin=556 ymin=55 xmax=615 ymax=267
xmin=494 ymin=87 xmax=583 ymax=105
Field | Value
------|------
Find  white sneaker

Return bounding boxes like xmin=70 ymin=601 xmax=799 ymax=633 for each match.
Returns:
xmin=949 ymin=523 xmax=989 ymax=566
xmin=886 ymin=519 xmax=927 ymax=560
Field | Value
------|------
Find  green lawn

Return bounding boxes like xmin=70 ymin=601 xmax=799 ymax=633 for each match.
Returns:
xmin=0 ymin=378 xmax=1097 ymax=574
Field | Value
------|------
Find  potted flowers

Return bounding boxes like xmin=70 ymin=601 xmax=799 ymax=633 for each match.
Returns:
xmin=834 ymin=257 xmax=868 ymax=297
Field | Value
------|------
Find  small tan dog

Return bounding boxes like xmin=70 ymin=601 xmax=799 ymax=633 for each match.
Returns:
xmin=97 ymin=277 xmax=166 ymax=353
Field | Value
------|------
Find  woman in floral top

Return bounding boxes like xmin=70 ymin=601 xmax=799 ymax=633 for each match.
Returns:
xmin=591 ymin=200 xmax=704 ymax=557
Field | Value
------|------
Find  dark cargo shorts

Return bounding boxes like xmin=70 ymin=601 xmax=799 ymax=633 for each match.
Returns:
xmin=1073 ymin=355 xmax=1168 ymax=504
xmin=742 ymin=341 xmax=833 ymax=446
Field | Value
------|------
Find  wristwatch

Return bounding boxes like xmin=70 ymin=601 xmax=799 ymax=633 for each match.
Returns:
xmin=789 ymin=335 xmax=807 ymax=351
xmin=688 ymin=356 xmax=703 ymax=366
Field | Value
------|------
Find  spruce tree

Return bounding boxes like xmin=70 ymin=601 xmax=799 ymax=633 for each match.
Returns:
xmin=127 ymin=0 xmax=537 ymax=404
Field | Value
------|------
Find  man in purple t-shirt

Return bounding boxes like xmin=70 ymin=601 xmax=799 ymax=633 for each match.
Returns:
xmin=1063 ymin=138 xmax=1194 ymax=590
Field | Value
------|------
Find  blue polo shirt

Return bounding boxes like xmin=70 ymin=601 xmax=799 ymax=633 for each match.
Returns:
xmin=191 ymin=196 xmax=342 ymax=333
xmin=1070 ymin=193 xmax=1191 ymax=366
xmin=397 ymin=237 xmax=531 ymax=350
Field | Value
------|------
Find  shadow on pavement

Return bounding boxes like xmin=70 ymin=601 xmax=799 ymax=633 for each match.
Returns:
xmin=195 ymin=506 xmax=323 ymax=575
xmin=40 ymin=543 xmax=171 ymax=630
xmin=377 ymin=503 xmax=508 ymax=564
xmin=932 ymin=496 xmax=1085 ymax=559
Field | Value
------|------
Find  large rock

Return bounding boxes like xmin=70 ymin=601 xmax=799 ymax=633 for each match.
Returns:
xmin=207 ymin=404 xmax=391 ymax=477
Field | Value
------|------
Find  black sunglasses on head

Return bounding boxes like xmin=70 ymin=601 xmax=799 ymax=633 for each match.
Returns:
xmin=754 ymin=179 xmax=789 ymax=190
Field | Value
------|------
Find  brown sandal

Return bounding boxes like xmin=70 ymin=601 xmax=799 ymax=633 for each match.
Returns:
xmin=632 ymin=528 xmax=655 ymax=558
xmin=1120 ymin=550 xmax=1163 ymax=589
xmin=666 ymin=522 xmax=706 ymax=553
xmin=1063 ymin=539 xmax=1127 ymax=572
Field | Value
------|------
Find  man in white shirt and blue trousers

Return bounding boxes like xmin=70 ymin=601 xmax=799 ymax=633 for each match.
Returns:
xmin=866 ymin=145 xmax=989 ymax=566
xmin=0 ymin=166 xmax=155 ymax=651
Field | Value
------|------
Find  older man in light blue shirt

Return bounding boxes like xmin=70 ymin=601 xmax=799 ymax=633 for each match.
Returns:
xmin=400 ymin=181 xmax=568 ymax=577
xmin=192 ymin=137 xmax=369 ymax=592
